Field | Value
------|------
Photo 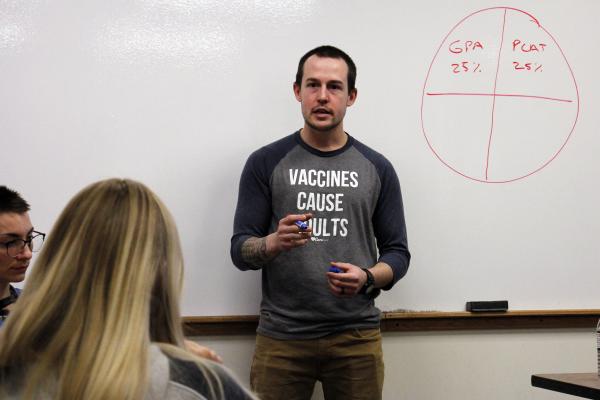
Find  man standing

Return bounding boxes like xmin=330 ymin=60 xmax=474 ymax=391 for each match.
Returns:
xmin=0 ymin=187 xmax=44 ymax=327
xmin=230 ymin=45 xmax=410 ymax=400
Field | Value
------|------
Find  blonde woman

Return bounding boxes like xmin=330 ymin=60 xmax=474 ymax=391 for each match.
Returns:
xmin=0 ymin=179 xmax=256 ymax=400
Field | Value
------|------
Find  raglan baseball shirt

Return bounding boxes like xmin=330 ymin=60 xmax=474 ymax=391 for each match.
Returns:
xmin=231 ymin=131 xmax=410 ymax=339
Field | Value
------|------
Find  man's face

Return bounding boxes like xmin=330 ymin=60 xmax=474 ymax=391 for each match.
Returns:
xmin=0 ymin=212 xmax=33 ymax=284
xmin=294 ymin=55 xmax=357 ymax=133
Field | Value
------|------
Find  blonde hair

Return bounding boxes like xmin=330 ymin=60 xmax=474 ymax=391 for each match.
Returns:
xmin=0 ymin=179 xmax=224 ymax=399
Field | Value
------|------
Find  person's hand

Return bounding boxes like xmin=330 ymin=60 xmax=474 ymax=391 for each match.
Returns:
xmin=184 ymin=339 xmax=223 ymax=363
xmin=265 ymin=213 xmax=312 ymax=254
xmin=326 ymin=262 xmax=368 ymax=297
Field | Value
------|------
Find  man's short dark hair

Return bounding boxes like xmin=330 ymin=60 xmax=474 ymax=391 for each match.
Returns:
xmin=0 ymin=186 xmax=30 ymax=213
xmin=295 ymin=45 xmax=357 ymax=92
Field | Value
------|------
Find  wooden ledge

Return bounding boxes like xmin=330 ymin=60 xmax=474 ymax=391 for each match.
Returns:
xmin=380 ymin=309 xmax=600 ymax=331
xmin=183 ymin=309 xmax=600 ymax=336
xmin=183 ymin=315 xmax=259 ymax=336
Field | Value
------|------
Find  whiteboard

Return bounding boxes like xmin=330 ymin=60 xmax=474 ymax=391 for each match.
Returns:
xmin=2 ymin=0 xmax=599 ymax=315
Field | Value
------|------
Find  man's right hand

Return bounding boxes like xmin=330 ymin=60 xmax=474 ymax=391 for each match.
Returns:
xmin=266 ymin=213 xmax=312 ymax=255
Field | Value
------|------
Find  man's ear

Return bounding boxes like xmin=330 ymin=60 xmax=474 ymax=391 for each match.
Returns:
xmin=293 ymin=82 xmax=302 ymax=102
xmin=347 ymin=88 xmax=357 ymax=106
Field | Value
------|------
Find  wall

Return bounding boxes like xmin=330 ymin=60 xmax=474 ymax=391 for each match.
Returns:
xmin=193 ymin=329 xmax=596 ymax=400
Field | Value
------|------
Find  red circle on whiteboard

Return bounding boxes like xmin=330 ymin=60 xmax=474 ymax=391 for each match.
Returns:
xmin=421 ymin=7 xmax=579 ymax=183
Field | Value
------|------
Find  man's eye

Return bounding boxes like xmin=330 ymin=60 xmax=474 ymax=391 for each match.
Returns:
xmin=5 ymin=240 xmax=20 ymax=248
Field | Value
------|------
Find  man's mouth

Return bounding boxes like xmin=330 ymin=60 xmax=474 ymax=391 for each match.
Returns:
xmin=313 ymin=108 xmax=332 ymax=116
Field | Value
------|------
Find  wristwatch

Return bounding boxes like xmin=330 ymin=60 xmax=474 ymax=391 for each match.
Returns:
xmin=359 ymin=268 xmax=375 ymax=294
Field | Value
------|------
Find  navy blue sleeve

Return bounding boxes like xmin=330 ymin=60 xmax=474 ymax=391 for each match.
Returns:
xmin=230 ymin=134 xmax=297 ymax=271
xmin=373 ymin=159 xmax=411 ymax=289
xmin=230 ymin=149 xmax=274 ymax=270
xmin=354 ymin=142 xmax=411 ymax=289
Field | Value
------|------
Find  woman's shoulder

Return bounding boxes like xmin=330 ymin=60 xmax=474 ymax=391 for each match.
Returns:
xmin=148 ymin=344 xmax=255 ymax=400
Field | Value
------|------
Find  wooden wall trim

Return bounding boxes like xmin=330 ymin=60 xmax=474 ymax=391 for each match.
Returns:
xmin=182 ymin=310 xmax=600 ymax=336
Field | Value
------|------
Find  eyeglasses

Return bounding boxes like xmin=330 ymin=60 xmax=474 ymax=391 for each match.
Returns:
xmin=2 ymin=231 xmax=46 ymax=258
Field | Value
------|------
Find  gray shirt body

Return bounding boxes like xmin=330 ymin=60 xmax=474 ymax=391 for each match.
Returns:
xmin=231 ymin=131 xmax=410 ymax=339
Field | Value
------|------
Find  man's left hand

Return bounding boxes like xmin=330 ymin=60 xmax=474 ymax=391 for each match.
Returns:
xmin=326 ymin=261 xmax=367 ymax=297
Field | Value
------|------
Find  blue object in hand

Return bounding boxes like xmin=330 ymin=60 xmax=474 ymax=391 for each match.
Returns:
xmin=295 ymin=220 xmax=308 ymax=230
xmin=329 ymin=266 xmax=341 ymax=273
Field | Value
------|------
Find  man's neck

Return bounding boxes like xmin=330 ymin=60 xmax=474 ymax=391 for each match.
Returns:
xmin=0 ymin=282 xmax=10 ymax=299
xmin=300 ymin=125 xmax=348 ymax=152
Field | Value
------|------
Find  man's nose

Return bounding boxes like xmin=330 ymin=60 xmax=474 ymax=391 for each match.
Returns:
xmin=16 ymin=244 xmax=33 ymax=260
xmin=317 ymin=86 xmax=328 ymax=102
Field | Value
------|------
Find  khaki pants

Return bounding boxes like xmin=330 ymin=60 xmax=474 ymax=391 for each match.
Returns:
xmin=250 ymin=328 xmax=384 ymax=400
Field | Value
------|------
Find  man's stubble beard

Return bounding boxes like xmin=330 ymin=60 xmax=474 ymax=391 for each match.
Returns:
xmin=304 ymin=117 xmax=342 ymax=133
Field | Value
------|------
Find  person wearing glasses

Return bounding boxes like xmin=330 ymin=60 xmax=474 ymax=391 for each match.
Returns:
xmin=0 ymin=186 xmax=44 ymax=327
xmin=0 ymin=179 xmax=256 ymax=399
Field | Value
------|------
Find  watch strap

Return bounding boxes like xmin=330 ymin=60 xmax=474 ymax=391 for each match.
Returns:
xmin=359 ymin=268 xmax=374 ymax=294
